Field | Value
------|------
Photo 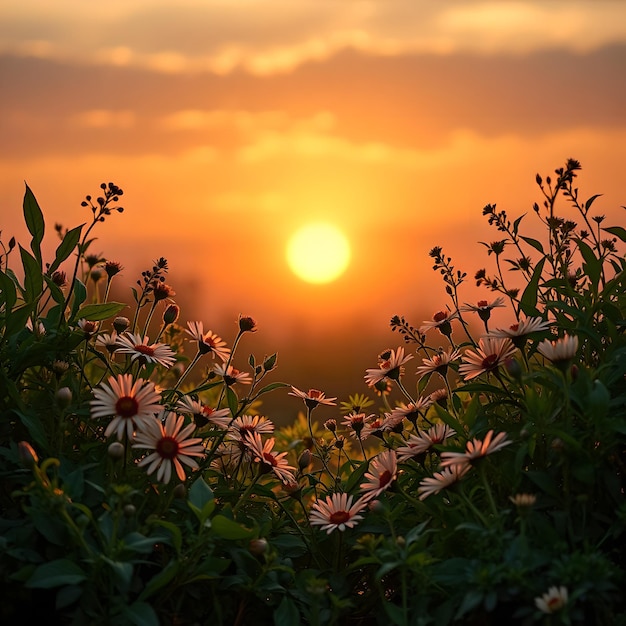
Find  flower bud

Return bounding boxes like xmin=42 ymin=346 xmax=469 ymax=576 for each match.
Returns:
xmin=298 ymin=449 xmax=312 ymax=471
xmin=18 ymin=441 xmax=39 ymax=469
xmin=163 ymin=303 xmax=180 ymax=325
xmin=90 ymin=268 xmax=104 ymax=283
xmin=56 ymin=386 xmax=72 ymax=408
xmin=113 ymin=316 xmax=130 ymax=333
xmin=238 ymin=315 xmax=257 ymax=333
xmin=504 ymin=357 xmax=522 ymax=380
xmin=173 ymin=483 xmax=187 ymax=499
xmin=108 ymin=442 xmax=125 ymax=460
xmin=248 ymin=538 xmax=269 ymax=557
xmin=123 ymin=504 xmax=136 ymax=518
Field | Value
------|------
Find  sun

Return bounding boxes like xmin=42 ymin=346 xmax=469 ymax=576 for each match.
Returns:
xmin=286 ymin=222 xmax=351 ymax=284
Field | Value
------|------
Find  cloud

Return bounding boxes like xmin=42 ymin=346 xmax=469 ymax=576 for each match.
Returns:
xmin=72 ymin=109 xmax=136 ymax=129
xmin=1 ymin=2 xmax=626 ymax=75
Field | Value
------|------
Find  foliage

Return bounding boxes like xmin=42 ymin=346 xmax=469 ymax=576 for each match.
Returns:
xmin=1 ymin=160 xmax=625 ymax=625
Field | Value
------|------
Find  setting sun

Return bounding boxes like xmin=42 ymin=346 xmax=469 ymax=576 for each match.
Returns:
xmin=286 ymin=222 xmax=351 ymax=284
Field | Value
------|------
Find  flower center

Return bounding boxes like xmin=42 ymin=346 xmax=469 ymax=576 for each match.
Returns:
xmin=433 ymin=311 xmax=447 ymax=323
xmin=156 ymin=436 xmax=179 ymax=459
xmin=481 ymin=354 xmax=499 ymax=370
xmin=115 ymin=396 xmax=139 ymax=418
xmin=509 ymin=323 xmax=520 ymax=332
xmin=134 ymin=344 xmax=155 ymax=356
xmin=263 ymin=452 xmax=278 ymax=467
xmin=378 ymin=470 xmax=393 ymax=488
xmin=477 ymin=300 xmax=488 ymax=308
xmin=329 ymin=510 xmax=350 ymax=525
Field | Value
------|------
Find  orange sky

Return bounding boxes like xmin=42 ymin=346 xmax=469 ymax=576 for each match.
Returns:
xmin=1 ymin=2 xmax=626 ymax=418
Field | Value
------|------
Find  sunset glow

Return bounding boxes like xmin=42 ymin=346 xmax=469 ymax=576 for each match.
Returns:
xmin=286 ymin=223 xmax=351 ymax=284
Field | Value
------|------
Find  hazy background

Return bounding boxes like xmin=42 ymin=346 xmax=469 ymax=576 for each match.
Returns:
xmin=1 ymin=1 xmax=625 ymax=420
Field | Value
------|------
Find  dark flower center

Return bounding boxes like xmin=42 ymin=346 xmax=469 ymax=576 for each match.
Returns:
xmin=481 ymin=354 xmax=499 ymax=370
xmin=378 ymin=470 xmax=393 ymax=488
xmin=329 ymin=510 xmax=350 ymax=525
xmin=115 ymin=396 xmax=139 ymax=418
xmin=134 ymin=344 xmax=155 ymax=356
xmin=263 ymin=452 xmax=278 ymax=467
xmin=156 ymin=436 xmax=179 ymax=459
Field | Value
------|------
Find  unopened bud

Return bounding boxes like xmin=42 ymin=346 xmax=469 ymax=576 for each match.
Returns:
xmin=505 ymin=357 xmax=522 ymax=380
xmin=18 ymin=441 xmax=39 ymax=469
xmin=108 ymin=442 xmax=125 ymax=460
xmin=56 ymin=386 xmax=72 ymax=408
xmin=90 ymin=268 xmax=104 ymax=283
xmin=113 ymin=316 xmax=130 ymax=333
xmin=123 ymin=504 xmax=136 ymax=518
xmin=163 ymin=303 xmax=180 ymax=325
xmin=238 ymin=315 xmax=257 ymax=333
xmin=173 ymin=483 xmax=187 ymax=499
xmin=249 ymin=538 xmax=269 ymax=557
xmin=298 ymin=449 xmax=312 ymax=471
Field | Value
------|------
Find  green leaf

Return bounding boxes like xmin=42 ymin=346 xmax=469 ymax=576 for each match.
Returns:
xmin=520 ymin=257 xmax=545 ymax=317
xmin=15 ymin=410 xmax=48 ymax=449
xmin=254 ymin=381 xmax=290 ymax=396
xmin=211 ymin=514 xmax=254 ymax=540
xmin=577 ymin=238 xmax=601 ymax=287
xmin=226 ymin=386 xmax=239 ymax=416
xmin=602 ymin=225 xmax=626 ymax=243
xmin=102 ymin=557 xmax=133 ymax=590
xmin=188 ymin=477 xmax=214 ymax=510
xmin=138 ymin=561 xmax=179 ymax=601
xmin=19 ymin=244 xmax=43 ymax=302
xmin=49 ymin=224 xmax=83 ymax=273
xmin=150 ymin=520 xmax=183 ymax=554
xmin=274 ymin=597 xmax=300 ymax=626
xmin=74 ymin=301 xmax=126 ymax=322
xmin=26 ymin=559 xmax=86 ymax=589
xmin=0 ymin=269 xmax=17 ymax=312
xmin=23 ymin=183 xmax=45 ymax=263
xmin=122 ymin=601 xmax=160 ymax=626
xmin=585 ymin=193 xmax=603 ymax=212
xmin=520 ymin=236 xmax=544 ymax=254
xmin=70 ymin=278 xmax=87 ymax=319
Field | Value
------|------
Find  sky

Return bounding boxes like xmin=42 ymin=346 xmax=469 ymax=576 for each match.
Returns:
xmin=1 ymin=1 xmax=626 ymax=419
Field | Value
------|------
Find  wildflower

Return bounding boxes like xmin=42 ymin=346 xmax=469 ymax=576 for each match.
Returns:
xmin=510 ymin=493 xmax=537 ymax=510
xmin=77 ymin=318 xmax=99 ymax=338
xmin=213 ymin=363 xmax=252 ymax=386
xmin=96 ymin=332 xmax=119 ymax=355
xmin=387 ymin=398 xmax=433 ymax=427
xmin=490 ymin=316 xmax=551 ymax=345
xmin=535 ymin=586 xmax=569 ymax=614
xmin=342 ymin=412 xmax=374 ymax=438
xmin=115 ymin=332 xmax=177 ymax=368
xmin=429 ymin=388 xmax=448 ymax=407
xmin=440 ymin=430 xmax=512 ymax=470
xmin=175 ymin=396 xmax=231 ymax=428
xmin=104 ymin=260 xmax=123 ymax=279
xmin=162 ymin=303 xmax=180 ymax=325
xmin=396 ymin=424 xmax=457 ymax=461
xmin=419 ymin=310 xmax=459 ymax=337
xmin=186 ymin=322 xmax=231 ymax=361
xmin=91 ymin=374 xmax=162 ymax=441
xmin=18 ymin=441 xmax=39 ymax=469
xmin=360 ymin=449 xmax=398 ymax=499
xmin=238 ymin=314 xmax=257 ymax=333
xmin=113 ymin=316 xmax=130 ymax=333
xmin=361 ymin=415 xmax=386 ymax=439
xmin=417 ymin=465 xmax=469 ymax=500
xmin=289 ymin=387 xmax=337 ymax=410
xmin=133 ymin=411 xmax=205 ymax=484
xmin=227 ymin=414 xmax=275 ymax=441
xmin=152 ymin=281 xmax=175 ymax=301
xmin=245 ymin=432 xmax=296 ymax=483
xmin=309 ymin=492 xmax=368 ymax=534
xmin=339 ymin=393 xmax=374 ymax=415
xmin=324 ymin=418 xmax=337 ymax=433
xmin=364 ymin=347 xmax=413 ymax=387
xmin=458 ymin=336 xmax=517 ymax=380
xmin=416 ymin=348 xmax=461 ymax=381
xmin=51 ymin=270 xmax=67 ymax=287
xmin=461 ymin=297 xmax=506 ymax=331
xmin=537 ymin=334 xmax=578 ymax=365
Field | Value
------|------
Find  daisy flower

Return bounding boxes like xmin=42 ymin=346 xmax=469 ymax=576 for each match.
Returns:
xmin=417 ymin=465 xmax=469 ymax=500
xmin=419 ymin=309 xmax=459 ymax=337
xmin=360 ymin=449 xmax=398 ymax=499
xmin=537 ymin=334 xmax=578 ymax=365
xmin=213 ymin=363 xmax=252 ymax=386
xmin=289 ymin=387 xmax=337 ymax=410
xmin=387 ymin=398 xmax=433 ymax=427
xmin=429 ymin=388 xmax=448 ymax=406
xmin=115 ymin=332 xmax=177 ymax=368
xmin=175 ymin=396 xmax=231 ymax=428
xmin=227 ymin=414 xmax=275 ymax=441
xmin=534 ymin=586 xmax=569 ymax=614
xmin=364 ymin=347 xmax=413 ymax=387
xmin=416 ymin=348 xmax=461 ymax=381
xmin=186 ymin=321 xmax=231 ymax=361
xmin=91 ymin=373 xmax=162 ymax=441
xmin=396 ymin=424 xmax=457 ymax=461
xmin=309 ymin=492 xmax=368 ymax=534
xmin=133 ymin=411 xmax=205 ymax=484
xmin=342 ymin=412 xmax=374 ymax=438
xmin=245 ymin=432 xmax=296 ymax=483
xmin=490 ymin=316 xmax=551 ymax=339
xmin=458 ymin=336 xmax=517 ymax=380
xmin=96 ymin=332 xmax=119 ymax=355
xmin=440 ymin=429 xmax=512 ymax=470
xmin=77 ymin=318 xmax=99 ymax=338
xmin=461 ymin=297 xmax=506 ymax=331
